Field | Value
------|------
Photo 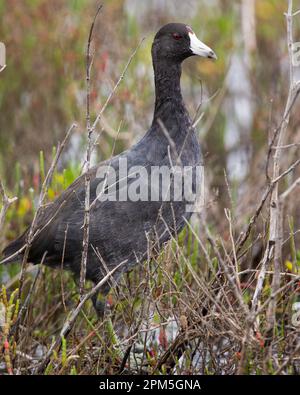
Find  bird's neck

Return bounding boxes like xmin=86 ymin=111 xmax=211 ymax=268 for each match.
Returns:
xmin=153 ymin=59 xmax=184 ymax=117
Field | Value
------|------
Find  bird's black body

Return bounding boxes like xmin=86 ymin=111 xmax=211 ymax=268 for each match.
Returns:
xmin=2 ymin=23 xmax=216 ymax=315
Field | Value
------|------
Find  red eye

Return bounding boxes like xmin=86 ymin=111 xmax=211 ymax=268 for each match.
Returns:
xmin=173 ymin=33 xmax=182 ymax=40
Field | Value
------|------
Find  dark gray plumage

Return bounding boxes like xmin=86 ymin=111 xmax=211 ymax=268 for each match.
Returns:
xmin=2 ymin=23 xmax=216 ymax=315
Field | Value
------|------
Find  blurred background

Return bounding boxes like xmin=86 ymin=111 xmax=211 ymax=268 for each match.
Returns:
xmin=0 ymin=0 xmax=300 ymax=260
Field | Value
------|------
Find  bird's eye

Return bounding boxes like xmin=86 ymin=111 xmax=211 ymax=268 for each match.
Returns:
xmin=173 ymin=33 xmax=183 ymax=40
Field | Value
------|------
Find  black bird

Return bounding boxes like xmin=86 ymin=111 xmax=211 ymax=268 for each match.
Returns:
xmin=1 ymin=23 xmax=216 ymax=315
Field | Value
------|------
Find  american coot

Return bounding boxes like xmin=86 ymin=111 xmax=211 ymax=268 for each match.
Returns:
xmin=2 ymin=23 xmax=216 ymax=315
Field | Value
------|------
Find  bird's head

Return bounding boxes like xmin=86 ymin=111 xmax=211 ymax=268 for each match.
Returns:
xmin=152 ymin=23 xmax=217 ymax=64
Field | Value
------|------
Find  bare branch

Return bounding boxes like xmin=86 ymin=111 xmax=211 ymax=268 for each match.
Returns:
xmin=0 ymin=180 xmax=17 ymax=232
xmin=33 ymin=260 xmax=125 ymax=374
xmin=14 ymin=123 xmax=76 ymax=338
xmin=265 ymin=0 xmax=299 ymax=350
xmin=80 ymin=4 xmax=103 ymax=298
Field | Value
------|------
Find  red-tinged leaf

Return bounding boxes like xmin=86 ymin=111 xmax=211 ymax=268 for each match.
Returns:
xmin=159 ymin=327 xmax=168 ymax=350
xmin=148 ymin=348 xmax=156 ymax=358
xmin=107 ymin=294 xmax=114 ymax=307
xmin=4 ymin=340 xmax=10 ymax=350
xmin=255 ymin=331 xmax=265 ymax=348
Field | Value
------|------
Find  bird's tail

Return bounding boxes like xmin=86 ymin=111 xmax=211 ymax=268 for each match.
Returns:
xmin=1 ymin=236 xmax=26 ymax=265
